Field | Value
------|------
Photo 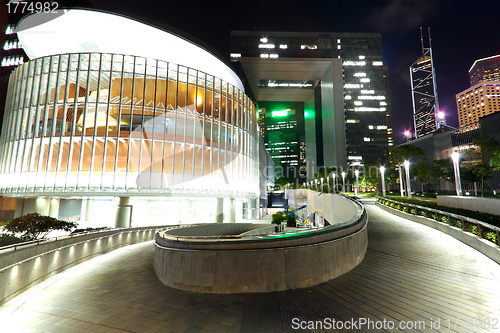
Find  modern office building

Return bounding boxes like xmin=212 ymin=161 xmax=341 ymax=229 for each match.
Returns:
xmin=456 ymin=81 xmax=500 ymax=132
xmin=230 ymin=31 xmax=391 ymax=181
xmin=469 ymin=55 xmax=500 ymax=86
xmin=0 ymin=9 xmax=263 ymax=226
xmin=257 ymin=104 xmax=305 ymax=182
xmin=409 ymin=29 xmax=443 ymax=139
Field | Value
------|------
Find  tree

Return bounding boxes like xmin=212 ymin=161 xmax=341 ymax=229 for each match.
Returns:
xmin=274 ymin=177 xmax=291 ymax=190
xmin=3 ymin=213 xmax=78 ymax=241
xmin=432 ymin=158 xmax=454 ymax=193
xmin=464 ymin=134 xmax=500 ymax=196
xmin=415 ymin=160 xmax=434 ymax=193
xmin=389 ymin=145 xmax=426 ymax=165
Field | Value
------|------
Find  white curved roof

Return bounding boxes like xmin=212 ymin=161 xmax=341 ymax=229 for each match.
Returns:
xmin=17 ymin=9 xmax=244 ymax=92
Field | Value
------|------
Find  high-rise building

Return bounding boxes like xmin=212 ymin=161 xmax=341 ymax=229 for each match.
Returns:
xmin=410 ymin=28 xmax=442 ymax=139
xmin=469 ymin=55 xmax=500 ymax=86
xmin=230 ymin=31 xmax=391 ymax=181
xmin=257 ymin=104 xmax=305 ymax=183
xmin=456 ymin=81 xmax=500 ymax=132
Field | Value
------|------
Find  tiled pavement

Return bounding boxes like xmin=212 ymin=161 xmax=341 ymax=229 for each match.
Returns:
xmin=1 ymin=198 xmax=500 ymax=332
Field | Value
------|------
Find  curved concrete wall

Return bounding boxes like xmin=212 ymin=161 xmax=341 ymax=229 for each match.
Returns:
xmin=286 ymin=189 xmax=358 ymax=224
xmin=0 ymin=226 xmax=167 ymax=305
xmin=154 ymin=196 xmax=367 ymax=293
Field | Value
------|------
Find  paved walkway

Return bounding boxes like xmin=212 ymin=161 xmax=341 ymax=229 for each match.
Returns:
xmin=1 ymin=199 xmax=500 ymax=333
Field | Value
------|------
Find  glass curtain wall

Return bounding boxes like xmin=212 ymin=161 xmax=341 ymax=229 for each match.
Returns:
xmin=0 ymin=53 xmax=259 ymax=196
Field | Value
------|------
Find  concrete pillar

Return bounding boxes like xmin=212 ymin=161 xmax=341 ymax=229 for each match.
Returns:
xmin=214 ymin=198 xmax=223 ymax=223
xmin=115 ymin=197 xmax=132 ymax=228
xmin=14 ymin=198 xmax=25 ymax=218
xmin=228 ymin=198 xmax=235 ymax=223
xmin=35 ymin=197 xmax=50 ymax=216
xmin=48 ymin=198 xmax=60 ymax=219
xmin=85 ymin=198 xmax=94 ymax=221
xmin=181 ymin=198 xmax=189 ymax=224
xmin=247 ymin=198 xmax=253 ymax=219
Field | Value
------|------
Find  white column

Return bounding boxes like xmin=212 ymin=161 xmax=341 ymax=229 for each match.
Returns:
xmin=85 ymin=198 xmax=94 ymax=221
xmin=228 ymin=198 xmax=235 ymax=223
xmin=215 ymin=198 xmax=223 ymax=223
xmin=48 ymin=198 xmax=60 ymax=219
xmin=115 ymin=197 xmax=131 ymax=228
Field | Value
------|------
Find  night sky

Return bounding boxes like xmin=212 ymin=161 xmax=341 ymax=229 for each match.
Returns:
xmin=8 ymin=0 xmax=500 ymax=145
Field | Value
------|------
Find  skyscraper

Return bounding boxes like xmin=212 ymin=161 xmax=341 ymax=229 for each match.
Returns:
xmin=469 ymin=55 xmax=500 ymax=86
xmin=230 ymin=31 xmax=391 ymax=181
xmin=410 ymin=28 xmax=442 ymax=139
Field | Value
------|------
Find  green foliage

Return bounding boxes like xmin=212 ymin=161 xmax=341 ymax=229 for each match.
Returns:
xmin=3 ymin=213 xmax=78 ymax=240
xmin=377 ymin=196 xmax=500 ymax=228
xmin=285 ymin=214 xmax=296 ymax=227
xmin=390 ymin=145 xmax=426 ymax=165
xmin=464 ymin=134 xmax=500 ymax=196
xmin=0 ymin=234 xmax=23 ymax=247
xmin=72 ymin=226 xmax=111 ymax=234
xmin=272 ymin=211 xmax=284 ymax=225
xmin=415 ymin=160 xmax=434 ymax=193
xmin=275 ymin=177 xmax=291 ymax=188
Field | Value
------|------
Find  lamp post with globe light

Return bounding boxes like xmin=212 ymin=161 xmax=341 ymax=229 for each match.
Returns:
xmin=451 ymin=151 xmax=462 ymax=196
xmin=398 ymin=164 xmax=404 ymax=197
xmin=355 ymin=169 xmax=359 ymax=196
xmin=380 ymin=166 xmax=386 ymax=196
xmin=342 ymin=171 xmax=346 ymax=193
xmin=404 ymin=160 xmax=411 ymax=198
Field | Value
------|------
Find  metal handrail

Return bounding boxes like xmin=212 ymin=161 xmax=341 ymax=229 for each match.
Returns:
xmin=377 ymin=196 xmax=500 ymax=245
xmin=157 ymin=192 xmax=366 ymax=243
xmin=0 ymin=225 xmax=164 ymax=253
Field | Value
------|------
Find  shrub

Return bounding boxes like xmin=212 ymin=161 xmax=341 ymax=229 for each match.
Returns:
xmin=272 ymin=211 xmax=284 ymax=225
xmin=0 ymin=234 xmax=23 ymax=247
xmin=285 ymin=214 xmax=296 ymax=227
xmin=483 ymin=231 xmax=497 ymax=244
xmin=381 ymin=196 xmax=500 ymax=228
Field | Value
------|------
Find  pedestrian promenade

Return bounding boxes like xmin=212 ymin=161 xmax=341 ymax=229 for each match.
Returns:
xmin=1 ymin=198 xmax=499 ymax=332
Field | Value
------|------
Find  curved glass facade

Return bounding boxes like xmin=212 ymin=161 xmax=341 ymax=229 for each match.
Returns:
xmin=0 ymin=53 xmax=259 ymax=196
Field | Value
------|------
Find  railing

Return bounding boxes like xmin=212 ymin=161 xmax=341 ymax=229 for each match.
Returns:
xmin=0 ymin=226 xmax=157 ymax=253
xmin=376 ymin=196 xmax=500 ymax=246
xmin=157 ymin=197 xmax=365 ymax=244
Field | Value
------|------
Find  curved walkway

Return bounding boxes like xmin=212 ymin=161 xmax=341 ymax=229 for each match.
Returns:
xmin=1 ymin=198 xmax=500 ymax=333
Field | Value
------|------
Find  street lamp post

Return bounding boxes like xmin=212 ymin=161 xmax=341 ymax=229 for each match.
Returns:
xmin=451 ymin=151 xmax=462 ymax=196
xmin=355 ymin=169 xmax=359 ymax=196
xmin=332 ymin=173 xmax=336 ymax=193
xmin=380 ymin=166 xmax=386 ymax=196
xmin=398 ymin=164 xmax=404 ymax=197
xmin=341 ymin=171 xmax=346 ymax=193
xmin=404 ymin=160 xmax=411 ymax=198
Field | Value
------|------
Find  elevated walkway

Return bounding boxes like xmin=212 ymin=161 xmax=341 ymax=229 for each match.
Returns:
xmin=1 ymin=198 xmax=499 ymax=332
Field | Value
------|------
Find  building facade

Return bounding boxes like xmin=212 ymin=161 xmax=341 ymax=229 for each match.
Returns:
xmin=469 ymin=55 xmax=500 ymax=86
xmin=230 ymin=31 xmax=391 ymax=181
xmin=0 ymin=9 xmax=261 ymax=226
xmin=456 ymin=81 xmax=500 ymax=132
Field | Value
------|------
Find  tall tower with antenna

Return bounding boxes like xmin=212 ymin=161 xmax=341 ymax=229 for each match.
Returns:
xmin=410 ymin=27 xmax=443 ymax=139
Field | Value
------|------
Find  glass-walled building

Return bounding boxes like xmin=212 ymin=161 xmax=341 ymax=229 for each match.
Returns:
xmin=230 ymin=31 xmax=392 ymax=176
xmin=0 ymin=10 xmax=260 ymax=226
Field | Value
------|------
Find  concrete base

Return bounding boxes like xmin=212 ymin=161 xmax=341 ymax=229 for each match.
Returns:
xmin=376 ymin=201 xmax=500 ymax=265
xmin=154 ymin=195 xmax=367 ymax=293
